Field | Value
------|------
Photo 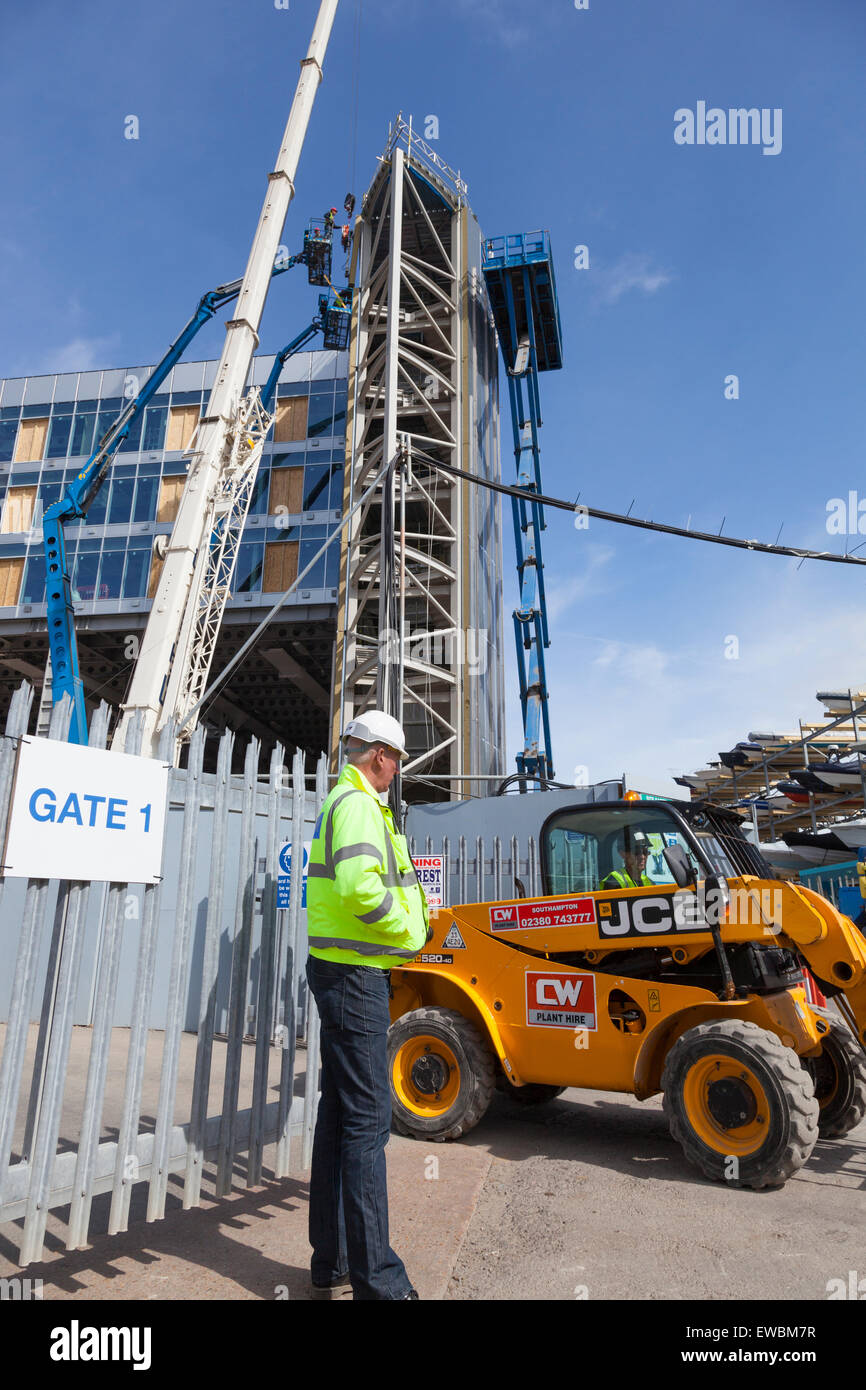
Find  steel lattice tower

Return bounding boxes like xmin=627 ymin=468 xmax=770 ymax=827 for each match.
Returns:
xmin=331 ymin=117 xmax=505 ymax=799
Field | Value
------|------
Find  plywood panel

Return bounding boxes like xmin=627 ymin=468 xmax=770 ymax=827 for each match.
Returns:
xmin=0 ymin=557 xmax=24 ymax=606
xmin=14 ymin=417 xmax=48 ymax=463
xmin=165 ymin=405 xmax=200 ymax=451
xmin=263 ymin=541 xmax=298 ymax=593
xmin=268 ymin=467 xmax=304 ymax=516
xmin=147 ymin=551 xmax=164 ymax=600
xmin=1 ymin=485 xmax=37 ymax=533
xmin=157 ymin=476 xmax=185 ymax=523
xmin=273 ymin=396 xmax=307 ymax=442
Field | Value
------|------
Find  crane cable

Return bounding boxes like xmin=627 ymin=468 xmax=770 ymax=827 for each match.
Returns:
xmin=409 ymin=450 xmax=866 ymax=569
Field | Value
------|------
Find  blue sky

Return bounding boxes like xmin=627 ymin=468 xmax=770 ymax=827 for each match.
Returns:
xmin=2 ymin=0 xmax=865 ymax=789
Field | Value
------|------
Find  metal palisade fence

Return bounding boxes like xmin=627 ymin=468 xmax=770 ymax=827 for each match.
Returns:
xmin=405 ymin=832 xmax=543 ymax=905
xmin=0 ymin=681 xmax=327 ymax=1267
xmin=0 ymin=681 xmax=548 ymax=1269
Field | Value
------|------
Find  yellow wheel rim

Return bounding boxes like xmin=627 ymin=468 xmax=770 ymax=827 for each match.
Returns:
xmin=392 ymin=1035 xmax=460 ymax=1117
xmin=682 ymin=1055 xmax=771 ymax=1156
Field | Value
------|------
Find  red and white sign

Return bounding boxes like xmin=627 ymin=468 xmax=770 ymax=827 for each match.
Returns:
xmin=526 ymin=971 xmax=597 ymax=1030
xmin=488 ymin=897 xmax=597 ymax=932
xmin=411 ymin=855 xmax=444 ymax=908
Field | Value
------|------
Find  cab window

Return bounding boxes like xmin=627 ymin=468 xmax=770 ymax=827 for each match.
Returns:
xmin=542 ymin=805 xmax=703 ymax=894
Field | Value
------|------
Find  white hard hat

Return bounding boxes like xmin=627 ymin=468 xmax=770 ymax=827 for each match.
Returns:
xmin=343 ymin=710 xmax=408 ymax=760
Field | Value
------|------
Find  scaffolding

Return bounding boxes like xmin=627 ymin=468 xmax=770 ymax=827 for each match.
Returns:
xmin=331 ymin=116 xmax=504 ymax=799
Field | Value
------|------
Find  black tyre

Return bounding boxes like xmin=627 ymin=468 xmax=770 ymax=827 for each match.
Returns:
xmin=661 ymin=1019 xmax=819 ymax=1189
xmin=802 ymin=1006 xmax=866 ymax=1138
xmin=388 ymin=1006 xmax=496 ymax=1141
xmin=502 ymin=1082 xmax=567 ymax=1106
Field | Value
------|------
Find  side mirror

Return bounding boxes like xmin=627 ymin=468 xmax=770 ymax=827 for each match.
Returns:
xmin=664 ymin=844 xmax=697 ymax=889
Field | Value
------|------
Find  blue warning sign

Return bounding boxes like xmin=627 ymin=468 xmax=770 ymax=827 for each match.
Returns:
xmin=278 ymin=841 xmax=310 ymax=908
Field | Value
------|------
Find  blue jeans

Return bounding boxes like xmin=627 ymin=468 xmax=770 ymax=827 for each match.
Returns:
xmin=305 ymin=954 xmax=413 ymax=1300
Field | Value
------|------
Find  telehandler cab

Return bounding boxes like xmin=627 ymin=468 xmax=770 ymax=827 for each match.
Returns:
xmin=389 ymin=797 xmax=866 ymax=1188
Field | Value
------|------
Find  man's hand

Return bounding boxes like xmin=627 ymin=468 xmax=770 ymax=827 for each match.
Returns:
xmin=426 ymin=924 xmax=434 ymax=943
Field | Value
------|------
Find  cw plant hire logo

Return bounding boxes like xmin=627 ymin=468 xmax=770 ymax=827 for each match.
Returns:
xmin=674 ymin=102 xmax=782 ymax=155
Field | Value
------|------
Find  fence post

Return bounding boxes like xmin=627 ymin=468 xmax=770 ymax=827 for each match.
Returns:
xmin=182 ymin=728 xmax=232 ymax=1212
xmin=108 ymin=719 xmax=174 ymax=1234
xmin=248 ymin=743 xmax=286 ymax=1187
xmin=301 ymin=751 xmax=326 ymax=1169
xmin=18 ymin=695 xmax=100 ymax=1265
xmin=145 ymin=724 xmax=206 ymax=1223
xmin=216 ymin=739 xmax=260 ymax=1197
xmin=67 ymin=704 xmax=130 ymax=1249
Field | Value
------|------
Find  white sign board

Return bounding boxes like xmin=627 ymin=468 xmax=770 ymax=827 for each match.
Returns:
xmin=412 ymin=855 xmax=444 ymax=908
xmin=3 ymin=737 xmax=169 ymax=884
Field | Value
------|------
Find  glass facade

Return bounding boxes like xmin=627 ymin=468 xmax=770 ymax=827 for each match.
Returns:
xmin=0 ymin=351 xmax=348 ymax=609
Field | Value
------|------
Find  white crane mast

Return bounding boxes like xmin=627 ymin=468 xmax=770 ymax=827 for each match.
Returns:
xmin=115 ymin=0 xmax=340 ymax=757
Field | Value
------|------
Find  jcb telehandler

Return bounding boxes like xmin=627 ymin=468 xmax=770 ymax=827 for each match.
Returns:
xmin=389 ymin=796 xmax=866 ymax=1188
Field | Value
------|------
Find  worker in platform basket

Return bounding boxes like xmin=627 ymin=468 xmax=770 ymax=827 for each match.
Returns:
xmin=600 ymin=828 xmax=654 ymax=890
xmin=305 ymin=709 xmax=430 ymax=1300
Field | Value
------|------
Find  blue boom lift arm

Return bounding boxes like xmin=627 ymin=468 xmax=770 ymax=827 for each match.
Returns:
xmin=260 ymin=290 xmax=351 ymax=412
xmin=482 ymin=231 xmax=563 ymax=785
xmin=41 ymin=268 xmax=295 ymax=744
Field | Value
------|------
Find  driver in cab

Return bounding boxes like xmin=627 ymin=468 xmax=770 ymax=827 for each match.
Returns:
xmin=600 ymin=829 xmax=654 ymax=890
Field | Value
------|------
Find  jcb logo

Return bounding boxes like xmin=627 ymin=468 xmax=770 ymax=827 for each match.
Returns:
xmin=597 ymin=894 xmax=712 ymax=939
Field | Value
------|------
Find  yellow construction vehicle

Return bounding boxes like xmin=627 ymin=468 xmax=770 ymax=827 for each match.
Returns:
xmin=389 ymin=797 xmax=866 ymax=1188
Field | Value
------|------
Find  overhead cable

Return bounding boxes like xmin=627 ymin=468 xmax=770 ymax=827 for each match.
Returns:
xmin=412 ymin=453 xmax=866 ymax=568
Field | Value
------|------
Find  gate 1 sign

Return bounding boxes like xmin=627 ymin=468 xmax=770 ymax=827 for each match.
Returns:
xmin=2 ymin=736 xmax=169 ymax=884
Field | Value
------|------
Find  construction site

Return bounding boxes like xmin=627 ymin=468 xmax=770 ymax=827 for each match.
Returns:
xmin=0 ymin=0 xmax=862 ymax=1335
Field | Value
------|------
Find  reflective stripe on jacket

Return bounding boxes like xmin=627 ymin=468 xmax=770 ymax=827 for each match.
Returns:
xmin=307 ymin=762 xmax=429 ymax=969
xmin=602 ymin=870 xmax=653 ymax=889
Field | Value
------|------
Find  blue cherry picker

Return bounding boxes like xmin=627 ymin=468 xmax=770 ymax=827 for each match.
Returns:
xmin=482 ymin=230 xmax=563 ymax=786
xmin=43 ymin=238 xmax=350 ymax=746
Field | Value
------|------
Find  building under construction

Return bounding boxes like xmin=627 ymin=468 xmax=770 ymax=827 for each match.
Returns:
xmin=0 ymin=119 xmax=505 ymax=791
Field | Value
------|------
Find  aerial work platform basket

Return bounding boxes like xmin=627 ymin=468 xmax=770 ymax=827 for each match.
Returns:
xmin=303 ymin=215 xmax=335 ymax=286
xmin=319 ymin=290 xmax=351 ymax=350
xmin=483 ymin=231 xmax=563 ymax=375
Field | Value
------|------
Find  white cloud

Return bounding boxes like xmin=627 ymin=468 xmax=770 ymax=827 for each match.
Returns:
xmin=591 ymin=252 xmax=674 ymax=306
xmin=545 ymin=544 xmax=614 ymax=620
xmin=593 ymin=641 xmax=670 ymax=685
xmin=541 ymin=586 xmax=866 ymax=796
xmin=31 ymin=335 xmax=117 ymax=374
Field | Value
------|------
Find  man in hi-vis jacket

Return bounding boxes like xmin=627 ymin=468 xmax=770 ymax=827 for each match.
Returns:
xmin=305 ymin=711 xmax=429 ymax=1300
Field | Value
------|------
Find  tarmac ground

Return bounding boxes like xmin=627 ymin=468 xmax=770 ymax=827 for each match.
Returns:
xmin=0 ymin=1025 xmax=863 ymax=1301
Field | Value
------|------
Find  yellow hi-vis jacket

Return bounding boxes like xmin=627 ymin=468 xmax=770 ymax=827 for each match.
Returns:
xmin=307 ymin=762 xmax=429 ymax=969
xmin=601 ymin=870 xmax=653 ymax=889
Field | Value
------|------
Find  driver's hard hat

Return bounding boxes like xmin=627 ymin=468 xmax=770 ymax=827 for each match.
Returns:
xmin=619 ymin=828 xmax=650 ymax=853
xmin=342 ymin=711 xmax=408 ymax=760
